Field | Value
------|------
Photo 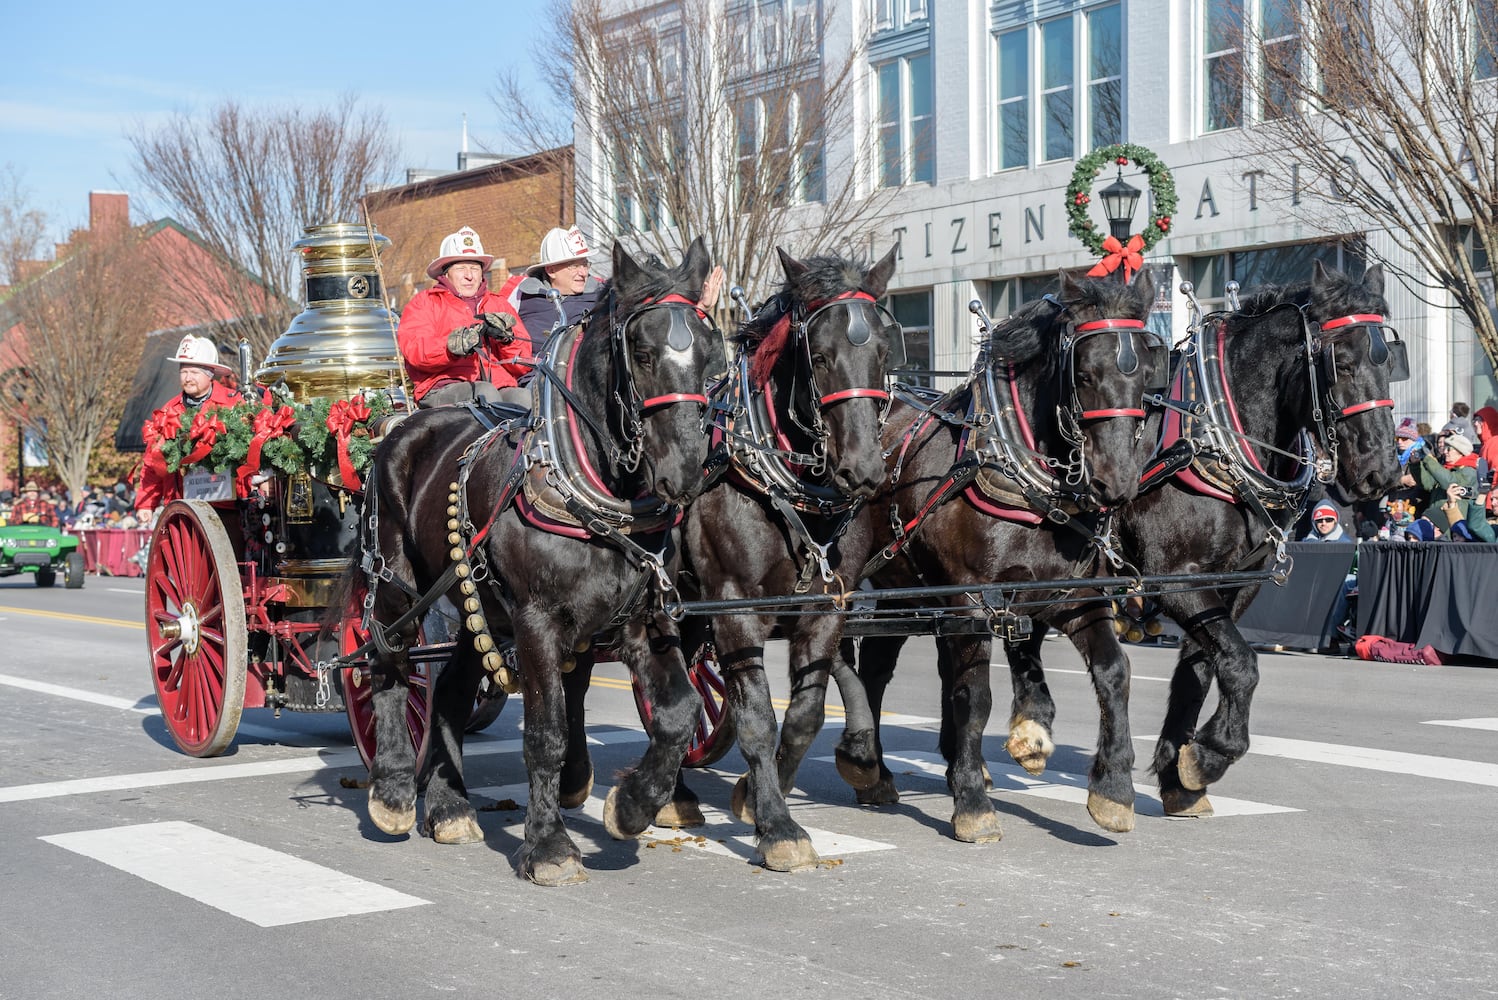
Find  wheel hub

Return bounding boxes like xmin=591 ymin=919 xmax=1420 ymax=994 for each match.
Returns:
xmin=162 ymin=601 xmax=203 ymax=655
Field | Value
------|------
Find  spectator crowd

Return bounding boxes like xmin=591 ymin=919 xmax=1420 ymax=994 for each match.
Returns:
xmin=0 ymin=480 xmax=139 ymax=528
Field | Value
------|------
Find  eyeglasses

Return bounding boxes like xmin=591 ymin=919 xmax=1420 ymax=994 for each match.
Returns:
xmin=1314 ymin=518 xmax=1336 ymax=524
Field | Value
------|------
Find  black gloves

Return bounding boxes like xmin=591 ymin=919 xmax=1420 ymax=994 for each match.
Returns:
xmin=480 ymin=312 xmax=516 ymax=344
xmin=446 ymin=323 xmax=484 ymax=356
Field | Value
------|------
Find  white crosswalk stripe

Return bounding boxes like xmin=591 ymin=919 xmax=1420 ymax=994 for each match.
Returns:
xmin=40 ymin=821 xmax=429 ymax=926
xmin=467 ymin=781 xmax=897 ymax=862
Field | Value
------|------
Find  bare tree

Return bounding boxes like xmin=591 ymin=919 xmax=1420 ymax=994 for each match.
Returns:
xmin=0 ymin=164 xmax=48 ymax=288
xmin=127 ymin=96 xmax=400 ymax=358
xmin=0 ymin=226 xmax=164 ymax=498
xmin=497 ymin=0 xmax=890 ymax=313
xmin=1238 ymin=0 xmax=1498 ymax=367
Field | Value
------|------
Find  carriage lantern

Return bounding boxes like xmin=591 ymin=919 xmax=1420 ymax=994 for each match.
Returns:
xmin=256 ymin=222 xmax=408 ymax=404
xmin=1099 ymin=168 xmax=1142 ymax=241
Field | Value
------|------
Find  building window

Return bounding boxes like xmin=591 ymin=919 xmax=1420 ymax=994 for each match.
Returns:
xmin=885 ymin=290 xmax=932 ymax=384
xmin=1477 ymin=1 xmax=1498 ymax=80
xmin=985 ymin=274 xmax=1056 ymax=319
xmin=873 ymin=0 xmax=927 ymax=33
xmin=876 ymin=52 xmax=934 ymax=187
xmin=993 ymin=3 xmax=1122 ymax=170
xmin=1187 ymin=239 xmax=1365 ymax=312
xmin=734 ymin=86 xmax=825 ymax=209
xmin=1203 ymin=0 xmax=1305 ymax=132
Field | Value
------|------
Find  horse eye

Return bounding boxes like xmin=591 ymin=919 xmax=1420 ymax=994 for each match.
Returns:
xmin=811 ymin=353 xmax=829 ymax=369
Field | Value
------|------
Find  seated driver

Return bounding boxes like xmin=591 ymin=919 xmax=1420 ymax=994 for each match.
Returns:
xmin=11 ymin=480 xmax=58 ymax=526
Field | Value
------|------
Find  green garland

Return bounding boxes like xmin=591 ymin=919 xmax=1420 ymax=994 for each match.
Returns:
xmin=1065 ymin=143 xmax=1177 ymax=256
xmin=156 ymin=393 xmax=393 ymax=485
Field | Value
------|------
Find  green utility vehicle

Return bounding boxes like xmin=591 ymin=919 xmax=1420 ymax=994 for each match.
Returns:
xmin=0 ymin=523 xmax=86 ymax=588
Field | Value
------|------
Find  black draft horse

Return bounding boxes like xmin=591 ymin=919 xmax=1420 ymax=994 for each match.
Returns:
xmin=853 ymin=267 xmax=1164 ymax=842
xmin=361 ymin=239 xmax=720 ymax=885
xmin=676 ymin=246 xmax=898 ymax=871
xmin=1003 ymin=261 xmax=1403 ymax=816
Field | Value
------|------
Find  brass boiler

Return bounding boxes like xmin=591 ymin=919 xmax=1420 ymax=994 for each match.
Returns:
xmin=255 ymin=221 xmax=406 ymax=594
xmin=255 ymin=221 xmax=407 ymax=404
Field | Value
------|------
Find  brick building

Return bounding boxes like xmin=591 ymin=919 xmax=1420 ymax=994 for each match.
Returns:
xmin=363 ymin=146 xmax=574 ymax=307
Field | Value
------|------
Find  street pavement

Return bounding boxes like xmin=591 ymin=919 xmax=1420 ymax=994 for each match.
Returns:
xmin=1 ymin=574 xmax=1495 ymax=1000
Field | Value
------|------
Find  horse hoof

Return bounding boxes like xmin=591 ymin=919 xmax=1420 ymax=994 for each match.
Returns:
xmin=952 ymin=810 xmax=1003 ymax=844
xmin=1007 ymin=720 xmax=1053 ymax=776
xmin=431 ymin=814 xmax=485 ymax=845
xmin=559 ymin=764 xmax=594 ymax=810
xmin=601 ymin=786 xmax=634 ymax=840
xmin=368 ymin=798 xmax=416 ymax=836
xmin=1086 ymin=791 xmax=1136 ymax=833
xmin=760 ymin=837 xmax=819 ymax=872
xmin=856 ymin=779 xmax=900 ymax=807
xmin=730 ymin=775 xmax=754 ymax=825
xmin=524 ymin=857 xmax=589 ymax=887
xmin=1161 ymin=786 xmax=1215 ymax=818
xmin=834 ymin=745 xmax=881 ymax=791
xmin=654 ymin=798 xmax=705 ymax=828
xmin=1177 ymin=743 xmax=1210 ymax=791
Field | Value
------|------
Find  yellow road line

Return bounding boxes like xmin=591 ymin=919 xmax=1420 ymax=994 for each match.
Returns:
xmin=0 ymin=606 xmax=143 ymax=630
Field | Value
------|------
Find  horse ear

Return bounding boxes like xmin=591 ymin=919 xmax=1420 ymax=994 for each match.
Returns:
xmin=1058 ymin=267 xmax=1084 ymax=301
xmin=682 ymin=235 xmax=712 ymax=288
xmin=864 ymin=244 xmax=899 ymax=298
xmin=1361 ymin=262 xmax=1385 ymax=296
xmin=777 ymin=246 xmax=808 ymax=282
xmin=1129 ymin=264 xmax=1155 ymax=312
xmin=1312 ymin=259 xmax=1333 ymax=285
xmin=612 ymin=241 xmax=644 ymax=296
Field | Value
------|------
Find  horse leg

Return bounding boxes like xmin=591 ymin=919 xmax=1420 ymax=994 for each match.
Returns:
xmin=1172 ymin=607 xmax=1257 ymax=801
xmin=720 ymin=617 xmax=819 ymax=872
xmin=852 ymin=634 xmax=905 ymax=806
xmin=512 ymin=622 xmax=588 ymax=887
xmin=654 ymin=620 xmax=709 ymax=829
xmin=943 ymin=633 xmax=1002 ymax=843
xmin=1002 ymin=626 xmax=1057 ymax=775
xmin=602 ymin=613 xmax=698 ymax=842
xmin=422 ymin=641 xmax=485 ymax=844
xmin=559 ymin=649 xmax=595 ymax=809
xmin=829 ymin=637 xmax=880 ymax=790
xmin=366 ymin=585 xmax=421 ymax=836
xmin=1058 ymin=608 xmax=1136 ymax=833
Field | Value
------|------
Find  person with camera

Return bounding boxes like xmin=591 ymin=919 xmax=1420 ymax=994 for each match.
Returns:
xmin=1404 ymin=430 xmax=1493 ymax=541
xmin=396 ymin=226 xmax=528 ymax=409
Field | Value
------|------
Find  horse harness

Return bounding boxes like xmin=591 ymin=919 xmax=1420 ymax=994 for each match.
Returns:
xmin=865 ymin=299 xmax=1163 ymax=584
xmin=351 ymin=296 xmax=713 ymax=682
xmin=1139 ymin=302 xmax=1405 ymax=574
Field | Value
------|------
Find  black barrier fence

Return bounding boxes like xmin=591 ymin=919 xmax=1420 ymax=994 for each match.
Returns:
xmin=1240 ymin=540 xmax=1498 ymax=661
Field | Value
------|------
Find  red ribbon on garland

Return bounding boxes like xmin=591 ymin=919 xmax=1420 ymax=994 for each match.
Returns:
xmin=326 ymin=396 xmax=371 ymax=491
xmin=1087 ymin=234 xmax=1145 ymax=283
xmin=237 ymin=405 xmax=297 ymax=496
xmin=182 ymin=411 xmax=227 ymax=467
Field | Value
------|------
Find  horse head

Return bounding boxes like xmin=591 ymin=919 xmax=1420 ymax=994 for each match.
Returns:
xmin=580 ymin=237 xmax=719 ymax=506
xmin=1052 ymin=266 xmax=1163 ymax=507
xmin=1305 ymin=261 xmax=1404 ymax=500
xmin=745 ymin=245 xmax=901 ymax=500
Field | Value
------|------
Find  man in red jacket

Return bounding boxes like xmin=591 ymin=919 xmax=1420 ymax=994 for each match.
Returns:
xmin=396 ymin=226 xmax=527 ymax=408
xmin=135 ymin=335 xmax=245 ymax=526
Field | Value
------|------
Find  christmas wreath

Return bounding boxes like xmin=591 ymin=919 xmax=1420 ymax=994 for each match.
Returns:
xmin=1065 ymin=144 xmax=1177 ymax=256
xmin=152 ymin=393 xmax=393 ymax=495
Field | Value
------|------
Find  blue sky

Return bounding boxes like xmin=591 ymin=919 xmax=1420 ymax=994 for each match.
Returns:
xmin=0 ymin=0 xmax=556 ymax=244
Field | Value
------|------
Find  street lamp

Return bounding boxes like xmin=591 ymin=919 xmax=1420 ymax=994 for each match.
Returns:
xmin=4 ymin=370 xmax=27 ymax=493
xmin=1098 ymin=167 xmax=1142 ymax=241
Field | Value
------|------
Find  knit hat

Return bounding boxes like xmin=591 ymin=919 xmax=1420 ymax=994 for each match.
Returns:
xmin=1311 ymin=502 xmax=1339 ymax=522
xmin=1475 ymin=405 xmax=1498 ymax=440
xmin=1403 ymin=518 xmax=1437 ymax=542
xmin=425 ymin=226 xmax=495 ymax=279
xmin=1395 ymin=417 xmax=1419 ymax=441
xmin=1444 ymin=432 xmax=1474 ymax=456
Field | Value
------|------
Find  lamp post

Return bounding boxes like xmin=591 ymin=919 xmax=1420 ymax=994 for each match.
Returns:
xmin=1099 ymin=167 xmax=1142 ymax=241
xmin=5 ymin=374 xmax=24 ymax=493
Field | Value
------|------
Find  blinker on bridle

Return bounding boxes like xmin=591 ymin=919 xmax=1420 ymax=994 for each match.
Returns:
xmin=1314 ymin=312 xmax=1407 ymax=418
xmin=797 ymin=290 xmax=894 ymax=408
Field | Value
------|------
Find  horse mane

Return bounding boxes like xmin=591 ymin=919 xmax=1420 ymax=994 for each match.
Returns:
xmin=746 ymin=253 xmax=871 ymax=386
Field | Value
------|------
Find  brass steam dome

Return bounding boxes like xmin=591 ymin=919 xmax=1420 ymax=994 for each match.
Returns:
xmin=256 ymin=222 xmax=408 ymax=403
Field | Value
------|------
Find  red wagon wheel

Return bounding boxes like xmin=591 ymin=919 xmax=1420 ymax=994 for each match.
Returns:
xmin=340 ymin=584 xmax=507 ymax=770
xmin=145 ymin=500 xmax=247 ymax=758
xmin=633 ymin=640 xmax=736 ymax=768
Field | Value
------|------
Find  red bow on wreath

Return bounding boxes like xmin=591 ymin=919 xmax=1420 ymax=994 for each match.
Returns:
xmin=326 ymin=396 xmax=371 ymax=491
xmin=1087 ymin=234 xmax=1145 ymax=283
xmin=182 ymin=411 xmax=227 ymax=467
xmin=143 ymin=409 xmax=181 ymax=444
xmin=237 ymin=405 xmax=297 ymax=496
